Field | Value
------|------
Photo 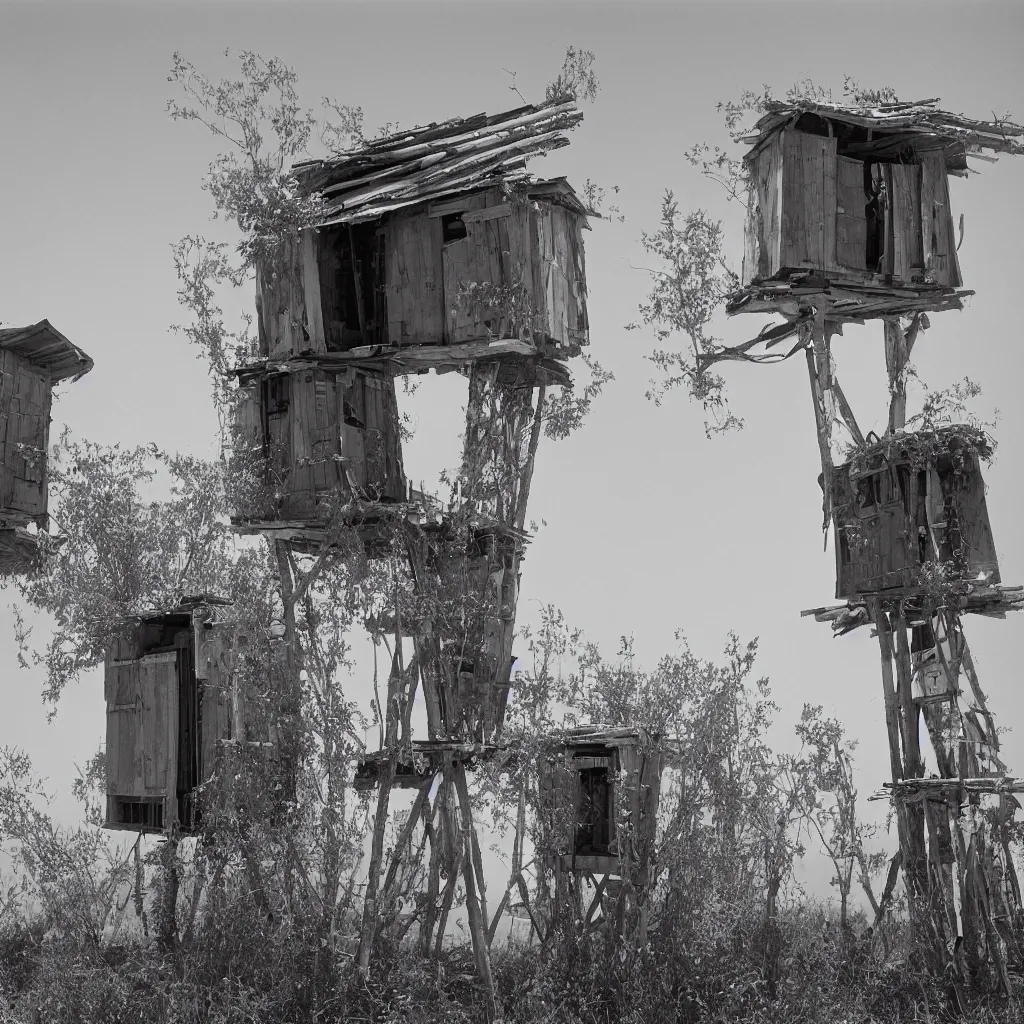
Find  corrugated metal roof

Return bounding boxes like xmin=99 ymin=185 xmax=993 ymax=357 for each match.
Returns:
xmin=293 ymin=100 xmax=586 ymax=225
xmin=0 ymin=320 xmax=94 ymax=382
xmin=743 ymin=98 xmax=1024 ymax=170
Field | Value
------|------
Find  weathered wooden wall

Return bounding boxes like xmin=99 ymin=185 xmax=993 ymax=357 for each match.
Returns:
xmin=105 ymin=610 xmax=241 ymax=834
xmin=196 ymin=620 xmax=236 ymax=780
xmin=536 ymin=735 xmax=662 ymax=883
xmin=742 ymin=129 xmax=961 ymax=289
xmin=832 ymin=452 xmax=999 ymax=599
xmin=780 ymin=131 xmax=838 ymax=274
xmin=235 ymin=367 xmax=406 ymax=522
xmin=255 ymin=230 xmax=326 ymax=359
xmin=0 ymin=348 xmax=51 ymax=523
xmin=105 ymin=650 xmax=179 ymax=831
xmin=386 ymin=190 xmax=588 ymax=352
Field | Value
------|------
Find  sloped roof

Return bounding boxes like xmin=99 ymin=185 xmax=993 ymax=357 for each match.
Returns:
xmin=742 ymin=98 xmax=1024 ymax=172
xmin=293 ymin=100 xmax=585 ymax=226
xmin=0 ymin=320 xmax=93 ymax=382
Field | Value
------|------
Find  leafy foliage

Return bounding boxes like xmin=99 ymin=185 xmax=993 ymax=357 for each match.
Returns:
xmin=545 ymin=47 xmax=599 ymax=105
xmin=629 ymin=194 xmax=740 ymax=434
xmin=638 ymin=77 xmax=901 ymax=434
xmin=13 ymin=433 xmax=237 ymax=708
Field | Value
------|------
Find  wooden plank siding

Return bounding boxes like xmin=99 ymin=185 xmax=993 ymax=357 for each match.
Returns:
xmin=833 ymin=456 xmax=1000 ymax=599
xmin=387 ymin=209 xmax=447 ymax=346
xmin=762 ymin=134 xmax=784 ymax=280
xmin=105 ymin=652 xmax=179 ymax=827
xmin=196 ymin=622 xmax=236 ymax=782
xmin=255 ymin=230 xmax=326 ymax=359
xmin=890 ymin=164 xmax=924 ymax=282
xmin=780 ymin=131 xmax=838 ymax=273
xmin=745 ymin=129 xmax=969 ymax=295
xmin=953 ymin=461 xmax=1000 ymax=585
xmin=383 ymin=188 xmax=588 ymax=351
xmin=0 ymin=350 xmax=50 ymax=522
xmin=836 ymin=156 xmax=868 ymax=269
xmin=241 ymin=367 xmax=406 ymax=523
xmin=920 ymin=155 xmax=963 ymax=287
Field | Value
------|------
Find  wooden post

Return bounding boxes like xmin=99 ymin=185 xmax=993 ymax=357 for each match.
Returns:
xmin=356 ymin=646 xmax=405 ymax=976
xmin=804 ymin=317 xmax=835 ymax=532
xmin=419 ymin=784 xmax=442 ymax=957
xmin=348 ymin=224 xmax=367 ymax=343
xmin=872 ymin=602 xmax=905 ymax=787
xmin=884 ymin=318 xmax=909 ymax=434
xmin=873 ymin=602 xmax=928 ymax=912
xmin=452 ymin=761 xmax=499 ymax=1020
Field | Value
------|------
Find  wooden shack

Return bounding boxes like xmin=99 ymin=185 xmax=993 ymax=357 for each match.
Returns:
xmin=537 ymin=726 xmax=663 ymax=884
xmin=0 ymin=320 xmax=93 ymax=572
xmin=232 ymin=363 xmax=406 ymax=523
xmin=737 ymin=99 xmax=1024 ymax=316
xmin=256 ymin=102 xmax=589 ymax=363
xmin=104 ymin=596 xmax=241 ymax=835
xmin=830 ymin=427 xmax=999 ymax=600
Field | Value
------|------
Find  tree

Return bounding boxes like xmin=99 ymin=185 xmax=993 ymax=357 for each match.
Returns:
xmin=791 ymin=704 xmax=885 ymax=930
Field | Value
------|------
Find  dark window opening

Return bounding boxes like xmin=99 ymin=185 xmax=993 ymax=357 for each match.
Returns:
xmin=266 ymin=375 xmax=290 ymax=415
xmin=865 ymin=163 xmax=886 ymax=273
xmin=896 ymin=465 xmax=912 ymax=517
xmin=911 ymin=621 xmax=937 ymax=655
xmin=319 ymin=223 xmax=386 ymax=351
xmin=343 ymin=398 xmax=365 ymax=429
xmin=177 ymin=643 xmax=203 ymax=833
xmin=115 ymin=799 xmax=164 ymax=831
xmin=137 ymin=616 xmax=190 ymax=657
xmin=855 ymin=472 xmax=882 ymax=515
xmin=839 ymin=528 xmax=852 ymax=566
xmin=442 ymin=213 xmax=467 ymax=244
xmin=576 ymin=766 xmax=611 ymax=856
xmin=468 ymin=529 xmax=496 ymax=560
xmin=916 ymin=471 xmax=930 ymax=564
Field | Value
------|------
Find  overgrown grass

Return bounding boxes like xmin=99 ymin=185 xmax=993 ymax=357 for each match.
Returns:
xmin=2 ymin=900 xmax=1021 ymax=1023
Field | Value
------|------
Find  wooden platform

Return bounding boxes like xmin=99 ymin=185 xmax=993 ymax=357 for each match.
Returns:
xmin=802 ymin=584 xmax=1024 ymax=635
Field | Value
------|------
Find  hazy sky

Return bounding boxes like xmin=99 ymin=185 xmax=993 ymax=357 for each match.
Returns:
xmin=2 ymin=0 xmax=1023 ymax=910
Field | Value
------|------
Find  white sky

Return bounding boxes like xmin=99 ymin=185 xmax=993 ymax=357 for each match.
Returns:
xmin=2 ymin=0 xmax=1023 ymax=913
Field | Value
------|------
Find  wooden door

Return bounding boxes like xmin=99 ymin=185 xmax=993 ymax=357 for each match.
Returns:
xmin=920 ymin=155 xmax=962 ymax=287
xmin=780 ymin=131 xmax=838 ymax=272
xmin=742 ymin=133 xmax=783 ymax=284
xmin=890 ymin=164 xmax=924 ymax=282
xmin=105 ymin=651 xmax=179 ymax=827
xmin=385 ymin=211 xmax=444 ymax=346
xmin=836 ymin=156 xmax=868 ymax=270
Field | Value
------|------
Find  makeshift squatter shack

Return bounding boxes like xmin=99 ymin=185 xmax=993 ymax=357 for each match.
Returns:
xmin=231 ymin=102 xmax=590 ymax=538
xmin=104 ymin=596 xmax=243 ymax=836
xmin=537 ymin=726 xmax=664 ymax=886
xmin=735 ymin=100 xmax=1024 ymax=325
xmin=715 ymin=96 xmax=1024 ymax=983
xmin=829 ymin=426 xmax=999 ymax=599
xmin=0 ymin=320 xmax=93 ymax=573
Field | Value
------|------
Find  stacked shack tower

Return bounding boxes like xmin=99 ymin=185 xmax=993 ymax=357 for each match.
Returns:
xmin=710 ymin=98 xmax=1024 ymax=985
xmin=229 ymin=100 xmax=590 ymax=1002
